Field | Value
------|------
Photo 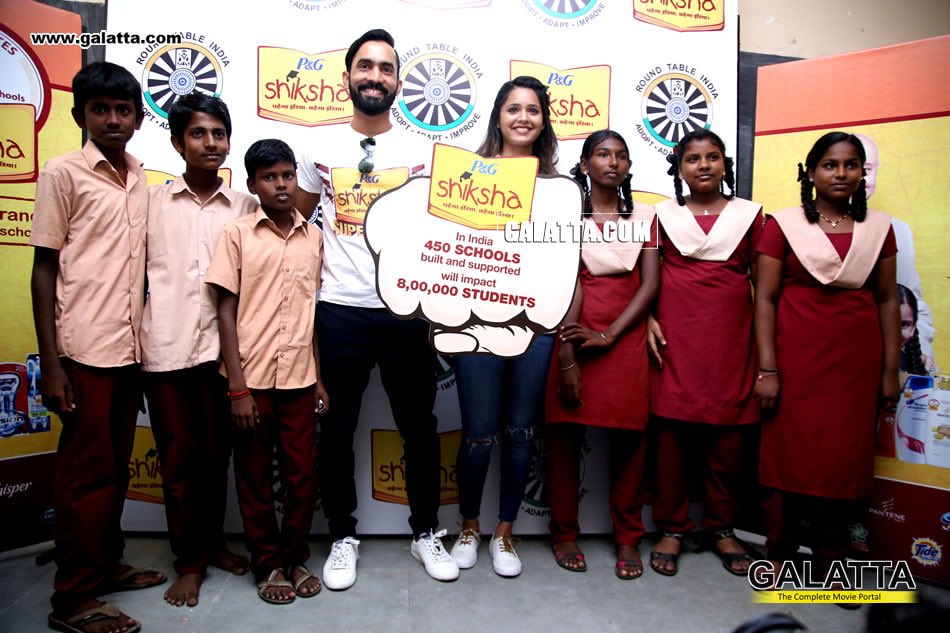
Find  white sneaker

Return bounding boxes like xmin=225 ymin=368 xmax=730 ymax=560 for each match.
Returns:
xmin=489 ymin=535 xmax=522 ymax=577
xmin=410 ymin=529 xmax=460 ymax=581
xmin=450 ymin=528 xmax=481 ymax=569
xmin=323 ymin=536 xmax=360 ymax=590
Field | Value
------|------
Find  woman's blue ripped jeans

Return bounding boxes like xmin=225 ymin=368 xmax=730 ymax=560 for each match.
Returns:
xmin=452 ymin=334 xmax=554 ymax=522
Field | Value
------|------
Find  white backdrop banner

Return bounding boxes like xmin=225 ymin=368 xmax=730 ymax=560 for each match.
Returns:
xmin=107 ymin=0 xmax=738 ymax=535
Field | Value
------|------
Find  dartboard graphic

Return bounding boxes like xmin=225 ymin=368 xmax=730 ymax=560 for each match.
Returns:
xmin=522 ymin=435 xmax=587 ymax=508
xmin=433 ymin=354 xmax=455 ymax=384
xmin=640 ymin=73 xmax=712 ymax=147
xmin=534 ymin=0 xmax=596 ymax=18
xmin=143 ymin=44 xmax=223 ymax=119
xmin=398 ymin=54 xmax=476 ymax=132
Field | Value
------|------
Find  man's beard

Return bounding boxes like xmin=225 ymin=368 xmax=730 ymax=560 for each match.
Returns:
xmin=350 ymin=80 xmax=397 ymax=116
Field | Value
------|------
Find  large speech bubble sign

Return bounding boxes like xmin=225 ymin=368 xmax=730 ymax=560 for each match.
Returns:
xmin=365 ymin=144 xmax=581 ymax=357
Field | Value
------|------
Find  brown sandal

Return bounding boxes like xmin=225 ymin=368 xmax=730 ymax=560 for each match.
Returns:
xmin=107 ymin=566 xmax=167 ymax=592
xmin=257 ymin=569 xmax=295 ymax=605
xmin=48 ymin=602 xmax=141 ymax=633
xmin=289 ymin=564 xmax=321 ymax=597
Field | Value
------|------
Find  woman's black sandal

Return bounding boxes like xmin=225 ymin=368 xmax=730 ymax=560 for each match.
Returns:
xmin=708 ymin=528 xmax=753 ymax=577
xmin=649 ymin=531 xmax=683 ymax=577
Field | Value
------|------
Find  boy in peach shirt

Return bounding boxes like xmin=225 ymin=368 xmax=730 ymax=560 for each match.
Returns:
xmin=31 ymin=61 xmax=165 ymax=633
xmin=140 ymin=93 xmax=257 ymax=608
xmin=205 ymin=139 xmax=328 ymax=604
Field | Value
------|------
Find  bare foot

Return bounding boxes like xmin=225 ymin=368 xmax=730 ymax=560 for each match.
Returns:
xmin=552 ymin=541 xmax=587 ymax=571
xmin=50 ymin=599 xmax=139 ymax=633
xmin=211 ymin=548 xmax=250 ymax=576
xmin=616 ymin=543 xmax=643 ymax=579
xmin=650 ymin=535 xmax=681 ymax=575
xmin=289 ymin=566 xmax=321 ymax=597
xmin=164 ymin=572 xmax=202 ymax=607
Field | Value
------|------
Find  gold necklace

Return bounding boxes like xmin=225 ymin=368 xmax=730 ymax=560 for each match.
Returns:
xmin=817 ymin=210 xmax=850 ymax=228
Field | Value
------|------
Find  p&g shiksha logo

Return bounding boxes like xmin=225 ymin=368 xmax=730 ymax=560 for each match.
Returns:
xmin=395 ymin=45 xmax=482 ymax=141
xmin=139 ymin=38 xmax=225 ymax=128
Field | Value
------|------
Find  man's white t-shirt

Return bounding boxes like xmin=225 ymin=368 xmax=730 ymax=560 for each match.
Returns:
xmin=298 ymin=125 xmax=431 ymax=308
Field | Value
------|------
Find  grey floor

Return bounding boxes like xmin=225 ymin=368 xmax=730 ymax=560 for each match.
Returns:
xmin=0 ymin=535 xmax=942 ymax=633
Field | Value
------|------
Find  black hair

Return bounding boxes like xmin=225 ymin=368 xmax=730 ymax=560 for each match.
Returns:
xmin=72 ymin=61 xmax=144 ymax=120
xmin=345 ymin=28 xmax=400 ymax=76
xmin=244 ymin=139 xmax=296 ymax=180
xmin=664 ymin=129 xmax=735 ymax=206
xmin=476 ymin=76 xmax=558 ymax=176
xmin=798 ymin=131 xmax=868 ymax=223
xmin=570 ymin=129 xmax=633 ymax=218
xmin=898 ymin=284 xmax=927 ymax=376
xmin=167 ymin=93 xmax=232 ymax=142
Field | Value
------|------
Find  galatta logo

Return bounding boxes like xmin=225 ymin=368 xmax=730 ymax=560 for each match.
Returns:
xmin=748 ymin=559 xmax=917 ymax=604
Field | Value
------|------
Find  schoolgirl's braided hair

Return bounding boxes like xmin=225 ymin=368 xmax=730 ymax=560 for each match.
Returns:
xmin=665 ymin=129 xmax=736 ymax=206
xmin=570 ymin=129 xmax=634 ymax=218
xmin=799 ymin=131 xmax=869 ymax=223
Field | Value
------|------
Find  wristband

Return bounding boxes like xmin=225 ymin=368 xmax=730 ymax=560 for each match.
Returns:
xmin=756 ymin=372 xmax=779 ymax=382
xmin=228 ymin=388 xmax=251 ymax=401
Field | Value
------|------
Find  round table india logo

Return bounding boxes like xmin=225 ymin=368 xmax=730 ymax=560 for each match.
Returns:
xmin=522 ymin=436 xmax=588 ymax=509
xmin=534 ymin=0 xmax=597 ymax=18
xmin=640 ymin=72 xmax=712 ymax=147
xmin=398 ymin=53 xmax=476 ymax=132
xmin=143 ymin=43 xmax=223 ymax=119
